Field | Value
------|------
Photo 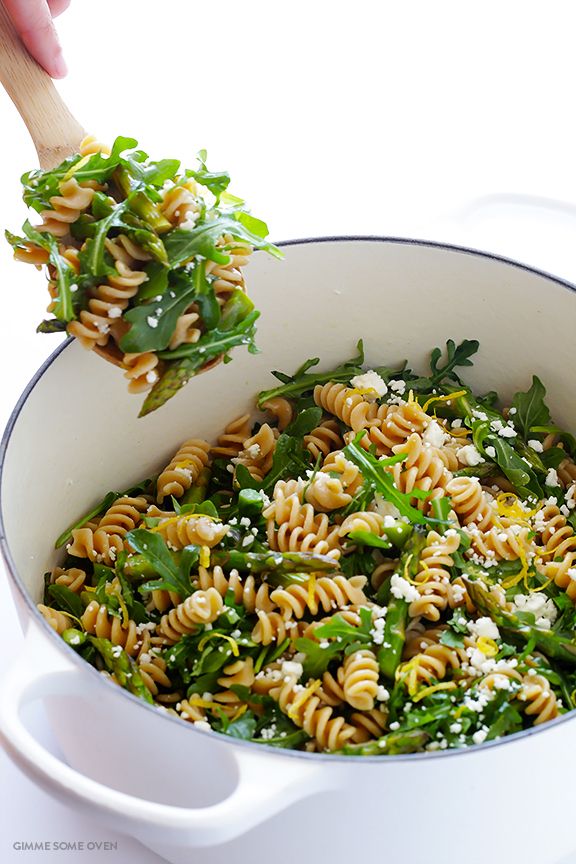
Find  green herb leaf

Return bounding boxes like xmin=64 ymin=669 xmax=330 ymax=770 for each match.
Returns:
xmin=429 ymin=339 xmax=480 ymax=386
xmin=511 ymin=376 xmax=551 ymax=438
xmin=47 ymin=584 xmax=84 ymax=618
xmin=257 ymin=341 xmax=365 ymax=406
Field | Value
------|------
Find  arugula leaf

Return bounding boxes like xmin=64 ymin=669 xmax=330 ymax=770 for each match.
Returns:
xmin=485 ymin=435 xmax=543 ymax=499
xmin=439 ymin=628 xmax=465 ymax=649
xmin=164 ymin=214 xmax=281 ymax=267
xmin=257 ymin=341 xmax=365 ymax=406
xmin=346 ymin=530 xmax=392 ymax=550
xmin=47 ymin=584 xmax=84 ymax=618
xmin=429 ymin=339 xmax=479 ymax=386
xmin=7 ymin=224 xmax=77 ymax=322
xmin=295 ymin=608 xmax=373 ymax=678
xmin=511 ymin=376 xmax=551 ymax=438
xmin=344 ymin=433 xmax=443 ymax=527
xmin=284 ymin=406 xmax=323 ymax=437
xmin=120 ymin=267 xmax=201 ymax=353
xmin=220 ymin=711 xmax=258 ymax=740
xmin=186 ymin=150 xmax=230 ymax=200
xmin=126 ymin=529 xmax=194 ymax=597
xmin=55 ymin=490 xmax=119 ymax=549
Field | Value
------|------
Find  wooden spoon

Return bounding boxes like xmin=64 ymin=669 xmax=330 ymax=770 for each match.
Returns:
xmin=0 ymin=3 xmax=85 ymax=169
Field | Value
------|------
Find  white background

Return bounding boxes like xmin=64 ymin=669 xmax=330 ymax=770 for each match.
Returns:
xmin=2 ymin=1 xmax=576 ymax=861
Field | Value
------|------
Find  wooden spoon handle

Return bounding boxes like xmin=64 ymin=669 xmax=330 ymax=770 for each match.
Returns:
xmin=0 ymin=3 xmax=85 ymax=169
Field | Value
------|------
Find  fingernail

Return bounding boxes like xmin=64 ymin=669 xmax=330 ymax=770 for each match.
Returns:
xmin=51 ymin=52 xmax=68 ymax=79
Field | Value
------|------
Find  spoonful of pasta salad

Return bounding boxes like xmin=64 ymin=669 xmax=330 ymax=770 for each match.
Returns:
xmin=0 ymin=8 xmax=281 ymax=415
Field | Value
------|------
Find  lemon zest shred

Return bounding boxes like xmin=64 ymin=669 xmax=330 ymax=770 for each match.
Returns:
xmin=448 ymin=427 xmax=473 ymax=439
xmin=422 ymin=390 xmax=468 ymax=413
xmin=396 ymin=657 xmax=421 ymax=697
xmin=495 ymin=493 xmax=540 ymax=524
xmin=403 ymin=553 xmax=414 ymax=583
xmin=288 ymin=679 xmax=321 ymax=720
xmin=476 ymin=636 xmax=498 ymax=657
xmin=230 ymin=704 xmax=248 ymax=723
xmin=197 ymin=631 xmax=240 ymax=657
xmin=63 ymin=153 xmax=92 ymax=181
xmin=187 ymin=696 xmax=218 ymax=710
xmin=107 ymin=579 xmax=129 ymax=628
xmin=199 ymin=546 xmax=211 ymax=568
xmin=83 ymin=585 xmax=96 ymax=592
xmin=530 ymin=576 xmax=553 ymax=593
xmin=412 ymin=681 xmax=457 ymax=703
xmin=406 ymin=558 xmax=430 ymax=585
xmin=56 ymin=609 xmax=84 ymax=629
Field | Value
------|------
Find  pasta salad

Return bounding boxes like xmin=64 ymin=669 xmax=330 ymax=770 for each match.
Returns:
xmin=38 ymin=340 xmax=576 ymax=754
xmin=6 ymin=136 xmax=280 ymax=415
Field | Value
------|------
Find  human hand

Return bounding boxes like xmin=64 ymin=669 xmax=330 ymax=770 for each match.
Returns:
xmin=3 ymin=0 xmax=71 ymax=78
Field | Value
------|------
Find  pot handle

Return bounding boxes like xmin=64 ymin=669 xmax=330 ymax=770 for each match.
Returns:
xmin=0 ymin=622 xmax=331 ymax=847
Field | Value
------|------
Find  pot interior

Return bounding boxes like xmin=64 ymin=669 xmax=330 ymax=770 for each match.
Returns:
xmin=1 ymin=238 xmax=575 ymax=601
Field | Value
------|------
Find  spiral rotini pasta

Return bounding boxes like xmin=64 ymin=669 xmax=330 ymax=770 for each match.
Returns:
xmin=269 ymin=575 xmax=368 ymax=619
xmin=154 ymin=513 xmax=229 ymax=550
xmin=339 ymin=649 xmax=379 ymax=710
xmin=270 ymin=673 xmax=358 ymax=751
xmin=157 ymin=439 xmax=212 ymax=503
xmin=304 ymin=419 xmax=343 ymax=460
xmin=156 ymin=588 xmax=224 ymax=644
xmin=313 ymin=382 xmax=379 ymax=431
xmin=68 ymin=495 xmax=149 ymax=564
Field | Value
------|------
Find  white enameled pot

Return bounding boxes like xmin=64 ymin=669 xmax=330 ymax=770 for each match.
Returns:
xmin=1 ymin=237 xmax=576 ymax=864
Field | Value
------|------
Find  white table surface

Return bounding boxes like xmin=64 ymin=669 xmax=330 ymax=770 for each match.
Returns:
xmin=2 ymin=1 xmax=576 ymax=861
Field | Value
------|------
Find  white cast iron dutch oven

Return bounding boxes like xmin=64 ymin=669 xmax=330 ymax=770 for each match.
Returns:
xmin=1 ymin=237 xmax=575 ymax=864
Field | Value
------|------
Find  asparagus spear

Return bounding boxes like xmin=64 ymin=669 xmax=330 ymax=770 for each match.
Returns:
xmin=339 ymin=729 xmax=429 ymax=756
xmin=377 ymin=532 xmax=427 ymax=679
xmin=89 ymin=636 xmax=154 ymax=703
xmin=124 ymin=549 xmax=339 ymax=580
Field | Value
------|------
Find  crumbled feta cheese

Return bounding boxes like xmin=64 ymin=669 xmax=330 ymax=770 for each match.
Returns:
xmin=390 ymin=573 xmax=420 ymax=602
xmin=472 ymin=728 xmax=488 ymax=745
xmin=281 ymin=660 xmax=303 ymax=679
xmin=490 ymin=419 xmax=517 ymax=438
xmin=193 ymin=720 xmax=212 ymax=732
xmin=545 ymin=468 xmax=559 ymax=487
xmin=422 ymin=420 xmax=447 ymax=448
xmin=388 ymin=379 xmax=406 ymax=395
xmin=472 ymin=409 xmax=488 ymax=422
xmin=467 ymin=617 xmax=500 ymax=640
xmin=146 ymin=370 xmax=158 ymax=384
xmin=485 ymin=445 xmax=496 ymax=460
xmin=449 ymin=722 xmax=462 ymax=734
xmin=528 ymin=439 xmax=544 ymax=453
xmin=244 ymin=443 xmax=261 ymax=459
xmin=350 ymin=370 xmax=388 ymax=397
xmin=389 ymin=721 xmax=400 ymax=731
xmin=107 ymin=306 xmax=122 ymax=318
xmin=513 ymin=593 xmax=558 ymax=628
xmin=457 ymin=444 xmax=484 ymax=467
xmin=376 ymin=685 xmax=390 ymax=702
xmin=69 ymin=283 xmax=78 ymax=293
xmin=451 ymin=419 xmax=463 ymax=429
xmin=146 ymin=316 xmax=159 ymax=329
